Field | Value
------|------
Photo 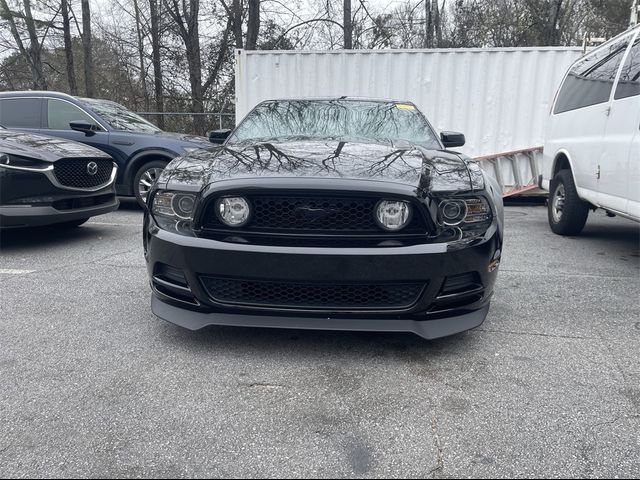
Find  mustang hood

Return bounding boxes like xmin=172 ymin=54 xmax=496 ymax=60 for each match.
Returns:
xmin=0 ymin=129 xmax=111 ymax=162
xmin=162 ymin=138 xmax=483 ymax=193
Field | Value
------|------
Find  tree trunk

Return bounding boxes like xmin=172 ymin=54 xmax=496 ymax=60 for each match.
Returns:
xmin=435 ymin=0 xmax=442 ymax=47
xmin=149 ymin=0 xmax=164 ymax=129
xmin=245 ymin=0 xmax=260 ymax=50
xmin=231 ymin=0 xmax=243 ymax=48
xmin=0 ymin=0 xmax=45 ymax=89
xmin=425 ymin=0 xmax=434 ymax=48
xmin=23 ymin=0 xmax=47 ymax=89
xmin=61 ymin=0 xmax=77 ymax=94
xmin=133 ymin=0 xmax=150 ymax=110
xmin=81 ymin=0 xmax=94 ymax=96
xmin=549 ymin=0 xmax=564 ymax=46
xmin=343 ymin=0 xmax=352 ymax=49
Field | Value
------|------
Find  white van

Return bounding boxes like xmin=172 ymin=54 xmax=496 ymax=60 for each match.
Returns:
xmin=541 ymin=25 xmax=640 ymax=235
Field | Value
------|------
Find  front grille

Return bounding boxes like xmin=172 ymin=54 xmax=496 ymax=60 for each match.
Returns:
xmin=52 ymin=193 xmax=115 ymax=210
xmin=200 ymin=277 xmax=426 ymax=311
xmin=53 ymin=158 xmax=113 ymax=189
xmin=203 ymin=194 xmax=427 ymax=235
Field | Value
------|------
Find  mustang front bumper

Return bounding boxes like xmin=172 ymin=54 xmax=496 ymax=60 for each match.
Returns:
xmin=145 ymin=217 xmax=501 ymax=340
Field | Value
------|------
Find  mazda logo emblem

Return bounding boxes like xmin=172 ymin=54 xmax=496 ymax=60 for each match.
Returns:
xmin=86 ymin=161 xmax=98 ymax=176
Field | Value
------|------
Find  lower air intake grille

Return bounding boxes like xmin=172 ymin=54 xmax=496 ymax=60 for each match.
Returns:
xmin=200 ymin=277 xmax=426 ymax=311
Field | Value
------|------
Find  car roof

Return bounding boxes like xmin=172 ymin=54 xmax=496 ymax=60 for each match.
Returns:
xmin=262 ymin=97 xmax=417 ymax=105
xmin=0 ymin=90 xmax=79 ymax=100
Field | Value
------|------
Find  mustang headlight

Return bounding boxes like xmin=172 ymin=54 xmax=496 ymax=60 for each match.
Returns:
xmin=438 ymin=197 xmax=492 ymax=235
xmin=151 ymin=191 xmax=197 ymax=235
xmin=215 ymin=196 xmax=251 ymax=227
xmin=375 ymin=200 xmax=412 ymax=231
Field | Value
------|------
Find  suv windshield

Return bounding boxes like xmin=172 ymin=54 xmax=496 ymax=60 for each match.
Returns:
xmin=230 ymin=99 xmax=440 ymax=147
xmin=79 ymin=97 xmax=161 ymax=133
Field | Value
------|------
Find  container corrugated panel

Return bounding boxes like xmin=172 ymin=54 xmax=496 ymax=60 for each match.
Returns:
xmin=235 ymin=47 xmax=583 ymax=157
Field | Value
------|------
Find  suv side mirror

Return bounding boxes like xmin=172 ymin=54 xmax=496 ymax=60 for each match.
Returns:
xmin=208 ymin=129 xmax=231 ymax=144
xmin=440 ymin=131 xmax=465 ymax=148
xmin=70 ymin=121 xmax=100 ymax=136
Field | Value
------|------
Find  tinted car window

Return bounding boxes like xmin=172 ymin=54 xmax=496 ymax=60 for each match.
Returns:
xmin=0 ymin=98 xmax=41 ymax=128
xmin=615 ymin=38 xmax=640 ymax=100
xmin=79 ymin=97 xmax=161 ymax=133
xmin=47 ymin=99 xmax=97 ymax=130
xmin=554 ymin=37 xmax=630 ymax=114
xmin=230 ymin=100 xmax=440 ymax=148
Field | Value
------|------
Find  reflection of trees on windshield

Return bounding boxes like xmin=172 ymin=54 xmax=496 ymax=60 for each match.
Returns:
xmin=232 ymin=100 xmax=439 ymax=147
xmin=79 ymin=98 xmax=161 ymax=133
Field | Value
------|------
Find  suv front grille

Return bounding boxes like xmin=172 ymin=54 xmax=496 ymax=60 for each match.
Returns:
xmin=53 ymin=158 xmax=113 ymax=189
xmin=203 ymin=194 xmax=427 ymax=235
xmin=200 ymin=277 xmax=426 ymax=311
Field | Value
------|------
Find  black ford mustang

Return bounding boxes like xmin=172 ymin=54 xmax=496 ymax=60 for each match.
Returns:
xmin=0 ymin=126 xmax=118 ymax=229
xmin=144 ymin=98 xmax=503 ymax=340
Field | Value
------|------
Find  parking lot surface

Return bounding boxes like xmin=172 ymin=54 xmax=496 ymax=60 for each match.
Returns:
xmin=0 ymin=204 xmax=638 ymax=478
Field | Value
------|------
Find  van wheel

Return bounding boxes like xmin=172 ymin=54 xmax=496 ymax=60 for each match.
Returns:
xmin=133 ymin=160 xmax=168 ymax=208
xmin=548 ymin=169 xmax=589 ymax=236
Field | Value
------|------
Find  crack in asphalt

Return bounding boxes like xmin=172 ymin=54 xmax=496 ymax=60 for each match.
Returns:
xmin=499 ymin=269 xmax=638 ymax=280
xmin=429 ymin=402 xmax=444 ymax=479
xmin=476 ymin=328 xmax=597 ymax=341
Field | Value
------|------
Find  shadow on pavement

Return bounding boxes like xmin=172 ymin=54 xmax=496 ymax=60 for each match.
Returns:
xmin=0 ymin=222 xmax=118 ymax=251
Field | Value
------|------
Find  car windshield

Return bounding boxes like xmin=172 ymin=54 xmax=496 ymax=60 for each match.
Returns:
xmin=78 ymin=97 xmax=161 ymax=133
xmin=230 ymin=99 xmax=440 ymax=147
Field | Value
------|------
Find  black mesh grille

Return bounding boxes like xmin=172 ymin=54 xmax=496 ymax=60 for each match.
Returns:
xmin=203 ymin=194 xmax=426 ymax=235
xmin=200 ymin=277 xmax=426 ymax=311
xmin=53 ymin=158 xmax=113 ymax=189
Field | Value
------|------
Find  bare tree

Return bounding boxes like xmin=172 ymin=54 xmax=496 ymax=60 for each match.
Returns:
xmin=344 ymin=0 xmax=352 ymax=48
xmin=81 ymin=0 xmax=94 ymax=96
xmin=61 ymin=0 xmax=77 ymax=94
xmin=246 ymin=0 xmax=260 ymax=49
xmin=149 ymin=0 xmax=164 ymax=128
xmin=0 ymin=0 xmax=47 ymax=88
xmin=133 ymin=0 xmax=149 ymax=110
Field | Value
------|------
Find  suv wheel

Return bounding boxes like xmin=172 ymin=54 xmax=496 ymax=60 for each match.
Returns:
xmin=548 ymin=169 xmax=589 ymax=236
xmin=133 ymin=160 xmax=168 ymax=207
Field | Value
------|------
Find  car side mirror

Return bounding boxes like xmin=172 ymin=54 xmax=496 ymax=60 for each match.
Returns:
xmin=70 ymin=120 xmax=100 ymax=136
xmin=208 ymin=129 xmax=231 ymax=144
xmin=440 ymin=131 xmax=465 ymax=148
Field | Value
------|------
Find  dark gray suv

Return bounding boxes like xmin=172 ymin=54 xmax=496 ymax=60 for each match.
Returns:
xmin=0 ymin=91 xmax=213 ymax=206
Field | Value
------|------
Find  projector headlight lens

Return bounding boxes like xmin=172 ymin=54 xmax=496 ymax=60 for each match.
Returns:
xmin=152 ymin=191 xmax=196 ymax=220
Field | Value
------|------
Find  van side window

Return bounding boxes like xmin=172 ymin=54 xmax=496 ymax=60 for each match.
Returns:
xmin=46 ymin=99 xmax=97 ymax=130
xmin=554 ymin=37 xmax=630 ymax=114
xmin=615 ymin=38 xmax=640 ymax=100
xmin=0 ymin=98 xmax=42 ymax=128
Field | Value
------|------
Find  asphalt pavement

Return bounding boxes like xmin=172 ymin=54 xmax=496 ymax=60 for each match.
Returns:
xmin=0 ymin=204 xmax=638 ymax=478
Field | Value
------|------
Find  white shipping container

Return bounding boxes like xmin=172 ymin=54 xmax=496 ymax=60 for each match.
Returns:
xmin=235 ymin=47 xmax=583 ymax=157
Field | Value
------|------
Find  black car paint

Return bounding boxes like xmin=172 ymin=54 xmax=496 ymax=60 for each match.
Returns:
xmin=0 ymin=129 xmax=118 ymax=228
xmin=0 ymin=91 xmax=212 ymax=197
xmin=144 ymin=101 xmax=503 ymax=340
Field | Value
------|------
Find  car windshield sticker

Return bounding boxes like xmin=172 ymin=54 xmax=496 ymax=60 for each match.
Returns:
xmin=395 ymin=103 xmax=415 ymax=110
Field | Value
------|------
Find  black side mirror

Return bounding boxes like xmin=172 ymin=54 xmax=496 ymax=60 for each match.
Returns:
xmin=440 ymin=131 xmax=465 ymax=148
xmin=208 ymin=129 xmax=231 ymax=144
xmin=70 ymin=121 xmax=100 ymax=136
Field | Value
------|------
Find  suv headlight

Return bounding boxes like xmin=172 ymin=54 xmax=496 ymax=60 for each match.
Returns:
xmin=151 ymin=191 xmax=197 ymax=234
xmin=0 ymin=152 xmax=51 ymax=171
